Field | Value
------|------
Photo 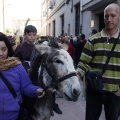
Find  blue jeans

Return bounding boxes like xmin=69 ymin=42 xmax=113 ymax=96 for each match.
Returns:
xmin=86 ymin=90 xmax=120 ymax=120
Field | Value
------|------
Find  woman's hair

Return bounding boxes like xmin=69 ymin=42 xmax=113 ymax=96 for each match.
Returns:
xmin=0 ymin=32 xmax=14 ymax=57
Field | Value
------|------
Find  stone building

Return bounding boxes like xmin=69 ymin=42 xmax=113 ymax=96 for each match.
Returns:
xmin=41 ymin=0 xmax=120 ymax=39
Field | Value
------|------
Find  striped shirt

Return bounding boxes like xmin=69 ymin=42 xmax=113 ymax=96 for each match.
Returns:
xmin=77 ymin=29 xmax=120 ymax=92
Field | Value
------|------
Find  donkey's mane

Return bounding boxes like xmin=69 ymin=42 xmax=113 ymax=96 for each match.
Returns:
xmin=30 ymin=53 xmax=47 ymax=86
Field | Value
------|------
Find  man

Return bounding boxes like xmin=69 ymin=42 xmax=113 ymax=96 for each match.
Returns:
xmin=77 ymin=3 xmax=120 ymax=120
xmin=91 ymin=29 xmax=97 ymax=36
xmin=70 ymin=34 xmax=85 ymax=68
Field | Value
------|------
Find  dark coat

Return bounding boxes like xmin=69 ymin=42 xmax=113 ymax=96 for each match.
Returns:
xmin=70 ymin=39 xmax=85 ymax=67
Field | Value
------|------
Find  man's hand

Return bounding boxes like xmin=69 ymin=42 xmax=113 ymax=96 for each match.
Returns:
xmin=114 ymin=91 xmax=120 ymax=96
xmin=76 ymin=72 xmax=82 ymax=81
xmin=37 ymin=88 xmax=45 ymax=98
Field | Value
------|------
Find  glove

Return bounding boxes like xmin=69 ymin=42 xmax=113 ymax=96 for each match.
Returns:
xmin=36 ymin=88 xmax=45 ymax=98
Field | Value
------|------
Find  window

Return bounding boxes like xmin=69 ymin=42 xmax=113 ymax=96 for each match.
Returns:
xmin=68 ymin=24 xmax=70 ymax=36
xmin=49 ymin=23 xmax=51 ymax=36
xmin=61 ymin=14 xmax=64 ymax=36
xmin=75 ymin=4 xmax=80 ymax=36
xmin=53 ymin=20 xmax=55 ymax=37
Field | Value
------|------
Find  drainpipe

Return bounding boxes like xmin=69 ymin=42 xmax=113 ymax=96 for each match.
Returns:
xmin=80 ymin=0 xmax=83 ymax=34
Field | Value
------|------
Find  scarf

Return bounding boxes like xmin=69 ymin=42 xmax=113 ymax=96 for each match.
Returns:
xmin=0 ymin=57 xmax=21 ymax=71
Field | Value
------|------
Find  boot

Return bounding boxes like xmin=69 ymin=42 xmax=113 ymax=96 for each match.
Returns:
xmin=53 ymin=103 xmax=62 ymax=114
xmin=52 ymin=91 xmax=62 ymax=114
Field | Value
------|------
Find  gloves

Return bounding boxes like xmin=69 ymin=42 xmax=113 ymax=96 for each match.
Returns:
xmin=36 ymin=88 xmax=45 ymax=98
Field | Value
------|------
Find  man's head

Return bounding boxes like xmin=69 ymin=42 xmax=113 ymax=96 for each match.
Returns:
xmin=24 ymin=25 xmax=37 ymax=44
xmin=104 ymin=3 xmax=120 ymax=31
xmin=91 ymin=29 xmax=97 ymax=35
xmin=78 ymin=34 xmax=85 ymax=41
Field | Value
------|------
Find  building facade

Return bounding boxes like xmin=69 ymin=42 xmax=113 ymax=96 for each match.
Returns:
xmin=41 ymin=0 xmax=120 ymax=39
xmin=41 ymin=0 xmax=80 ymax=37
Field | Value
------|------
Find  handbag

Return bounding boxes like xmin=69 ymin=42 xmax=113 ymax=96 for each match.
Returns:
xmin=86 ymin=33 xmax=120 ymax=91
xmin=86 ymin=71 xmax=103 ymax=91
xmin=0 ymin=72 xmax=31 ymax=120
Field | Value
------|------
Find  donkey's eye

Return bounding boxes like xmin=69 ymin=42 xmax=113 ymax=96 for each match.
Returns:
xmin=55 ymin=59 xmax=63 ymax=64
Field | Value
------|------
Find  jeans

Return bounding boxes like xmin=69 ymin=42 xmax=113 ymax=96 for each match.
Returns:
xmin=86 ymin=90 xmax=120 ymax=120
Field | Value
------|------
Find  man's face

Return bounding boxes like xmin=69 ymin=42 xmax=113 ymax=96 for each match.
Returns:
xmin=78 ymin=35 xmax=82 ymax=40
xmin=104 ymin=5 xmax=120 ymax=30
xmin=24 ymin=32 xmax=36 ymax=44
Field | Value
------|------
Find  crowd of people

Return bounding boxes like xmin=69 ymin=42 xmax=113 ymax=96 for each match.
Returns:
xmin=0 ymin=2 xmax=120 ymax=120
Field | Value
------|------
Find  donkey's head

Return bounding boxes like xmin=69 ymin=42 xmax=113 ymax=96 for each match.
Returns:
xmin=31 ymin=44 xmax=81 ymax=102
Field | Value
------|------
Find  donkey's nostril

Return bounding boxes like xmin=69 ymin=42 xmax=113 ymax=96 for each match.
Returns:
xmin=73 ymin=89 xmax=80 ymax=96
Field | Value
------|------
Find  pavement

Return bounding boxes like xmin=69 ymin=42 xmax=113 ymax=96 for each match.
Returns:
xmin=50 ymin=90 xmax=105 ymax=120
xmin=50 ymin=82 xmax=120 ymax=120
xmin=50 ymin=95 xmax=106 ymax=120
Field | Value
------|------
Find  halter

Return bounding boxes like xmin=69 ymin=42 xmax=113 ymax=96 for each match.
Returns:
xmin=39 ymin=61 xmax=77 ymax=91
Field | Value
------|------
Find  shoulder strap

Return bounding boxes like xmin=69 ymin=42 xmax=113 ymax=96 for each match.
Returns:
xmin=101 ymin=33 xmax=120 ymax=75
xmin=0 ymin=72 xmax=19 ymax=102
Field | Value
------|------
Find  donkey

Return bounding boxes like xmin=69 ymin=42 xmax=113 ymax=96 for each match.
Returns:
xmin=24 ymin=43 xmax=81 ymax=120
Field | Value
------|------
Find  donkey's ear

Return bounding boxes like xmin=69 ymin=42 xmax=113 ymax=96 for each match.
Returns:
xmin=33 ymin=44 xmax=52 ymax=55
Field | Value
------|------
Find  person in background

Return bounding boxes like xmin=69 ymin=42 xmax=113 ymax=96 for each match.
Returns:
xmin=91 ymin=29 xmax=97 ymax=35
xmin=60 ymin=36 xmax=69 ymax=50
xmin=7 ymin=35 xmax=16 ymax=51
xmin=0 ymin=32 xmax=45 ymax=120
xmin=70 ymin=34 xmax=85 ymax=68
xmin=14 ymin=25 xmax=37 ymax=72
xmin=77 ymin=3 xmax=120 ymax=120
xmin=63 ymin=33 xmax=67 ymax=37
xmin=67 ymin=36 xmax=75 ymax=61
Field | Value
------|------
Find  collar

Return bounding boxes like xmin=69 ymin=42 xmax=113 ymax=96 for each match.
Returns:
xmin=101 ymin=29 xmax=119 ymax=38
xmin=0 ymin=57 xmax=21 ymax=71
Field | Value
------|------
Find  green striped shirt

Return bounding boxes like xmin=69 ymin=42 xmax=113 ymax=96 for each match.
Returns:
xmin=77 ymin=31 xmax=120 ymax=91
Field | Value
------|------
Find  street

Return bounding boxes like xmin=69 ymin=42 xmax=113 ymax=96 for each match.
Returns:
xmin=50 ymin=94 xmax=105 ymax=120
xmin=50 ymin=81 xmax=106 ymax=120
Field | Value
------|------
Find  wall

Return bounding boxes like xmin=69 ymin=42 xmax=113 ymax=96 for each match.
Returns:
xmin=41 ymin=0 xmax=80 ymax=37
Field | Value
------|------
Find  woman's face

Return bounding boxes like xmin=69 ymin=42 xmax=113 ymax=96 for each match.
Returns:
xmin=0 ymin=41 xmax=8 ymax=60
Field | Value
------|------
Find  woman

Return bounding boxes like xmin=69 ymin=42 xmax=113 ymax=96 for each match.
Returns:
xmin=0 ymin=32 xmax=45 ymax=120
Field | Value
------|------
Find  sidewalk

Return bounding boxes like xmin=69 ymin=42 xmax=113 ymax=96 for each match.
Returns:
xmin=51 ymin=95 xmax=105 ymax=120
xmin=50 ymin=81 xmax=120 ymax=120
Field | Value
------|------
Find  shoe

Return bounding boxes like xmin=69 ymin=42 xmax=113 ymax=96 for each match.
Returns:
xmin=51 ymin=111 xmax=54 ymax=116
xmin=53 ymin=103 xmax=62 ymax=114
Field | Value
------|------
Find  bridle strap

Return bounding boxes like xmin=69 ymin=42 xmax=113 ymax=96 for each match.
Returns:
xmin=43 ymin=62 xmax=77 ymax=83
xmin=54 ymin=72 xmax=77 ymax=84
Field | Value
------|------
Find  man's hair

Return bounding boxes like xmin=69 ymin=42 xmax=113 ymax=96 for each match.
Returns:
xmin=24 ymin=25 xmax=37 ymax=34
xmin=92 ymin=29 xmax=97 ymax=34
xmin=0 ymin=32 xmax=14 ymax=57
xmin=81 ymin=34 xmax=85 ymax=40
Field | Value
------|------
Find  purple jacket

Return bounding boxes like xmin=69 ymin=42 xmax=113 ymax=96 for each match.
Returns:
xmin=0 ymin=64 xmax=39 ymax=120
